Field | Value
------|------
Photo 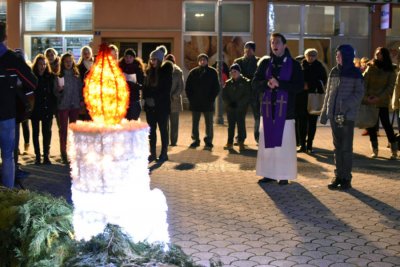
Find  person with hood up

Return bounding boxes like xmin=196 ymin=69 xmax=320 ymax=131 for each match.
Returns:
xmin=320 ymin=44 xmax=364 ymax=190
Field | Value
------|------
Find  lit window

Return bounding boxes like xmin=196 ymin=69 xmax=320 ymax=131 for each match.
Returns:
xmin=61 ymin=2 xmax=92 ymax=31
xmin=222 ymin=4 xmax=251 ymax=33
xmin=185 ymin=3 xmax=215 ymax=32
xmin=25 ymin=1 xmax=57 ymax=31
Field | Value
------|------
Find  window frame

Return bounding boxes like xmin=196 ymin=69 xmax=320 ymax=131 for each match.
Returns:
xmin=22 ymin=0 xmax=93 ymax=34
xmin=183 ymin=0 xmax=253 ymax=37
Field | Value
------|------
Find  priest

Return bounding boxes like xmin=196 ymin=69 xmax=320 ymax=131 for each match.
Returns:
xmin=252 ymin=33 xmax=304 ymax=185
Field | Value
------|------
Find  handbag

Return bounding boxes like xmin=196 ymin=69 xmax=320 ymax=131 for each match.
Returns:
xmin=355 ymin=104 xmax=379 ymax=129
xmin=307 ymin=93 xmax=325 ymax=115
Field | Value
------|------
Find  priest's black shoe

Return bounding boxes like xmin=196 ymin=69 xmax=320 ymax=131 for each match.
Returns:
xmin=258 ymin=177 xmax=275 ymax=183
xmin=278 ymin=180 xmax=289 ymax=185
xmin=297 ymin=146 xmax=306 ymax=153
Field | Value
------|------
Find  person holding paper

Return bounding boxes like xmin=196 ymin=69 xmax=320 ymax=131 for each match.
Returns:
xmin=119 ymin=48 xmax=145 ymax=120
xmin=53 ymin=53 xmax=83 ymax=164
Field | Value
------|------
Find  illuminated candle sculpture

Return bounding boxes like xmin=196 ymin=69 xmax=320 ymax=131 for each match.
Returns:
xmin=68 ymin=44 xmax=169 ymax=243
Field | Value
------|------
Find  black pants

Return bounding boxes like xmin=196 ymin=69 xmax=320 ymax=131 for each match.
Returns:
xmin=126 ymin=101 xmax=142 ymax=121
xmin=31 ymin=117 xmax=53 ymax=158
xmin=331 ymin=120 xmax=355 ymax=181
xmin=367 ymin=107 xmax=396 ymax=143
xmin=21 ymin=120 xmax=30 ymax=145
xmin=191 ymin=111 xmax=214 ymax=144
xmin=227 ymin=110 xmax=246 ymax=144
xmin=146 ymin=109 xmax=169 ymax=156
xmin=297 ymin=113 xmax=319 ymax=149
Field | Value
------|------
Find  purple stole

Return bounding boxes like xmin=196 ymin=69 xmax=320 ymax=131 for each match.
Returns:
xmin=262 ymin=56 xmax=292 ymax=148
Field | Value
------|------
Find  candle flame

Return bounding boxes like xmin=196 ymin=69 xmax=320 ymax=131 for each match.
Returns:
xmin=83 ymin=44 xmax=129 ymax=125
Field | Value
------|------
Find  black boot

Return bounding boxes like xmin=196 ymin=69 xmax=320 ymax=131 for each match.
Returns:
xmin=328 ymin=177 xmax=341 ymax=190
xmin=35 ymin=155 xmax=41 ymax=165
xmin=340 ymin=180 xmax=352 ymax=190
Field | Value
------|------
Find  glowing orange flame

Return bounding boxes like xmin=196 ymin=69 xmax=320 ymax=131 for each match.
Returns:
xmin=83 ymin=44 xmax=129 ymax=125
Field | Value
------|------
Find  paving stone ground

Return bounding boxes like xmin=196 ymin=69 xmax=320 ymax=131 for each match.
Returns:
xmin=17 ymin=111 xmax=400 ymax=267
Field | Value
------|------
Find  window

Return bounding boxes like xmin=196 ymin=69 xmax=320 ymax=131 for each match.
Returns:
xmin=305 ymin=5 xmax=334 ymax=35
xmin=61 ymin=1 xmax=92 ymax=31
xmin=24 ymin=1 xmax=92 ymax=32
xmin=185 ymin=3 xmax=215 ymax=32
xmin=387 ymin=7 xmax=400 ymax=37
xmin=222 ymin=4 xmax=251 ymax=33
xmin=25 ymin=1 xmax=57 ymax=31
xmin=339 ymin=6 xmax=369 ymax=36
xmin=269 ymin=4 xmax=300 ymax=34
xmin=0 ymin=0 xmax=6 ymax=23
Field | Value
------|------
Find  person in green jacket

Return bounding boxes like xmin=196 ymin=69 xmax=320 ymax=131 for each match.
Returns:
xmin=222 ymin=63 xmax=251 ymax=151
xmin=363 ymin=47 xmax=397 ymax=159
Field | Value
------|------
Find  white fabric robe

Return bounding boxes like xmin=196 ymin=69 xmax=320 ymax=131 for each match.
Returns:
xmin=256 ymin=118 xmax=297 ymax=180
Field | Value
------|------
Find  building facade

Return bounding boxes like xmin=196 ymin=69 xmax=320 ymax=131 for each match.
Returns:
xmin=4 ymin=0 xmax=400 ymax=73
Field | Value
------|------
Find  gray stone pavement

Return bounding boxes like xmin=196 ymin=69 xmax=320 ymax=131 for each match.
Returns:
xmin=17 ymin=111 xmax=400 ymax=267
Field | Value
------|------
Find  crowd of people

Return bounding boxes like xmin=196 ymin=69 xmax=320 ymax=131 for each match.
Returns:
xmin=0 ymin=21 xmax=399 ymax=190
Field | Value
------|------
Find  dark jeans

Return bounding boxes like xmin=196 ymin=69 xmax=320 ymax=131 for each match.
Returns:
xmin=31 ymin=117 xmax=53 ymax=158
xmin=58 ymin=109 xmax=80 ymax=155
xmin=331 ymin=119 xmax=355 ymax=181
xmin=191 ymin=111 xmax=213 ymax=144
xmin=367 ymin=107 xmax=396 ymax=143
xmin=146 ymin=109 xmax=169 ymax=156
xmin=297 ymin=113 xmax=319 ymax=149
xmin=227 ymin=110 xmax=246 ymax=144
xmin=169 ymin=112 xmax=179 ymax=145
xmin=0 ymin=118 xmax=16 ymax=188
xmin=126 ymin=101 xmax=141 ymax=121
xmin=250 ymin=100 xmax=260 ymax=142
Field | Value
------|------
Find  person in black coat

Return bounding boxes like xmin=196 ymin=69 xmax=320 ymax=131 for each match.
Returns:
xmin=297 ymin=48 xmax=327 ymax=153
xmin=143 ymin=47 xmax=173 ymax=162
xmin=185 ymin=53 xmax=220 ymax=149
xmin=31 ymin=54 xmax=57 ymax=164
xmin=119 ymin=48 xmax=145 ymax=121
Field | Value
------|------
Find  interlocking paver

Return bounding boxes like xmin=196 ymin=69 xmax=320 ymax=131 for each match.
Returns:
xmin=17 ymin=112 xmax=400 ymax=266
xmin=286 ymin=255 xmax=313 ymax=264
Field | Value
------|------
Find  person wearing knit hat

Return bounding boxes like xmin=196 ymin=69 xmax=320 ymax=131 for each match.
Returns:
xmin=197 ymin=53 xmax=209 ymax=62
xmin=156 ymin=45 xmax=168 ymax=57
xmin=229 ymin=63 xmax=241 ymax=73
xmin=320 ymin=44 xmax=364 ymax=190
xmin=143 ymin=48 xmax=174 ymax=162
xmin=119 ymin=48 xmax=145 ymax=121
xmin=244 ymin=41 xmax=256 ymax=52
xmin=234 ymin=41 xmax=260 ymax=143
xmin=123 ymin=48 xmax=136 ymax=58
xmin=185 ymin=53 xmax=220 ymax=149
xmin=150 ymin=48 xmax=165 ymax=63
xmin=222 ymin=63 xmax=251 ymax=151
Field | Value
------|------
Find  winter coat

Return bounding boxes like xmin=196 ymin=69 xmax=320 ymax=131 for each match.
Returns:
xmin=143 ymin=61 xmax=173 ymax=114
xmin=119 ymin=60 xmax=145 ymax=105
xmin=296 ymin=59 xmax=328 ymax=115
xmin=363 ymin=65 xmax=396 ymax=108
xmin=170 ymin=64 xmax=184 ymax=113
xmin=320 ymin=67 xmax=364 ymax=123
xmin=0 ymin=48 xmax=37 ymax=121
xmin=223 ymin=75 xmax=251 ymax=113
xmin=234 ymin=55 xmax=259 ymax=102
xmin=392 ymin=71 xmax=400 ymax=110
xmin=252 ymin=53 xmax=304 ymax=120
xmin=31 ymin=73 xmax=57 ymax=120
xmin=185 ymin=65 xmax=220 ymax=112
xmin=53 ymin=69 xmax=83 ymax=110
